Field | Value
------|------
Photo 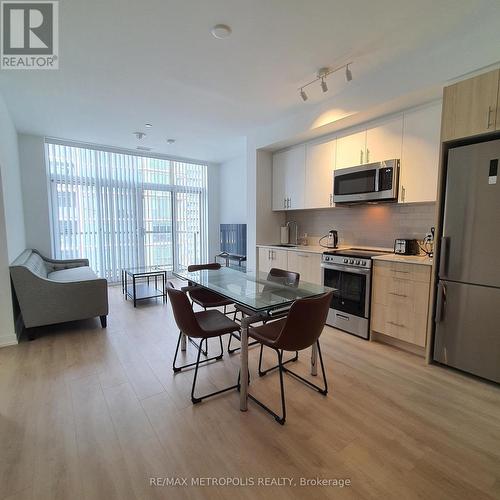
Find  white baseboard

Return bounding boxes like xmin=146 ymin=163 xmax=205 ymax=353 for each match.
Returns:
xmin=0 ymin=332 xmax=18 ymax=348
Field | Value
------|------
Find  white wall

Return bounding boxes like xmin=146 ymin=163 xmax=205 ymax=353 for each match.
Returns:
xmin=0 ymin=92 xmax=26 ymax=346
xmin=207 ymin=163 xmax=220 ymax=261
xmin=0 ymin=94 xmax=26 ymax=262
xmin=219 ymin=155 xmax=247 ymax=224
xmin=18 ymin=134 xmax=51 ymax=255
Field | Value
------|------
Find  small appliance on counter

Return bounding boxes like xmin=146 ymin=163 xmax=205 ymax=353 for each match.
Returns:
xmin=320 ymin=230 xmax=338 ymax=249
xmin=394 ymin=238 xmax=420 ymax=255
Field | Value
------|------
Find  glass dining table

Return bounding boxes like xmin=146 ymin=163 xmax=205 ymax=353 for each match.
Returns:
xmin=173 ymin=266 xmax=333 ymax=411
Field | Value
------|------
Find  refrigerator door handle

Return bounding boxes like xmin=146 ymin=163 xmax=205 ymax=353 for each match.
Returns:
xmin=435 ymin=282 xmax=446 ymax=323
xmin=439 ymin=237 xmax=449 ymax=278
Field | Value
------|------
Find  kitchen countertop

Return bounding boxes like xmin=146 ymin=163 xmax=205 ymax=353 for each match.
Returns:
xmin=371 ymin=254 xmax=433 ymax=266
xmin=256 ymin=244 xmax=326 ymax=254
xmin=257 ymin=243 xmax=393 ymax=255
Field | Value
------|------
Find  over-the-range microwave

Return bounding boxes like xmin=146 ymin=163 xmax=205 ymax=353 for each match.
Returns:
xmin=333 ymin=159 xmax=399 ymax=204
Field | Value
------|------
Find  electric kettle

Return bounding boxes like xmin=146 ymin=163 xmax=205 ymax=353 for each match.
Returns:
xmin=320 ymin=230 xmax=339 ymax=249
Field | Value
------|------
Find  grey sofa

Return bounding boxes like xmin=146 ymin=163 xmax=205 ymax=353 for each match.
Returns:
xmin=10 ymin=249 xmax=108 ymax=337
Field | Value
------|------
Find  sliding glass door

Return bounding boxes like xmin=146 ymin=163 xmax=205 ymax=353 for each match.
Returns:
xmin=46 ymin=142 xmax=208 ymax=282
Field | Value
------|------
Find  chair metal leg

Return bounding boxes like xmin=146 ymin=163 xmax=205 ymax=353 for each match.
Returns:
xmin=228 ymin=330 xmax=259 ymax=355
xmin=191 ymin=339 xmax=239 ymax=405
xmin=173 ymin=332 xmax=223 ymax=373
xmin=188 ymin=336 xmax=208 ymax=356
xmin=248 ymin=349 xmax=286 ymax=425
xmin=281 ymin=340 xmax=328 ymax=395
xmin=258 ymin=346 xmax=298 ymax=376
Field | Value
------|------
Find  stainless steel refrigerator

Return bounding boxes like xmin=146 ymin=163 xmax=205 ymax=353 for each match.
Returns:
xmin=434 ymin=138 xmax=500 ymax=383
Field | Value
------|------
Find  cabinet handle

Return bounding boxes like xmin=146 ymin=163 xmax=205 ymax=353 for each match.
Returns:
xmin=288 ymin=197 xmax=291 ymax=209
xmin=329 ymin=193 xmax=333 ymax=206
xmin=392 ymin=270 xmax=410 ymax=274
xmin=487 ymin=106 xmax=494 ymax=129
xmin=388 ymin=321 xmax=405 ymax=328
xmin=297 ymin=254 xmax=309 ymax=258
xmin=360 ymin=149 xmax=364 ymax=164
xmin=272 ymin=250 xmax=275 ymax=260
xmin=401 ymin=185 xmax=406 ymax=202
xmin=283 ymin=198 xmax=286 ymax=209
xmin=366 ymin=149 xmax=370 ymax=163
xmin=389 ymin=292 xmax=407 ymax=297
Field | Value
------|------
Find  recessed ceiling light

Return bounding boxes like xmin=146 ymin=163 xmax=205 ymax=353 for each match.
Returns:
xmin=166 ymin=138 xmax=176 ymax=144
xmin=145 ymin=123 xmax=153 ymax=128
xmin=210 ymin=24 xmax=232 ymax=39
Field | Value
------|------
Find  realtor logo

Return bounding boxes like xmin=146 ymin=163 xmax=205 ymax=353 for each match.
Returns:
xmin=1 ymin=1 xmax=58 ymax=69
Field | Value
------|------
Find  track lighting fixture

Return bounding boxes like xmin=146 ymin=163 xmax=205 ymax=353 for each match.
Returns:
xmin=298 ymin=62 xmax=353 ymax=102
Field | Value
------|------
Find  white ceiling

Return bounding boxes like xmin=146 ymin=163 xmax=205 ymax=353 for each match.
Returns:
xmin=0 ymin=0 xmax=499 ymax=163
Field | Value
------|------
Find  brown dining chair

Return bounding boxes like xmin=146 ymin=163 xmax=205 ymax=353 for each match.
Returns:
xmin=167 ymin=282 xmax=241 ymax=404
xmin=248 ymin=291 xmax=333 ymax=424
xmin=186 ymin=262 xmax=235 ymax=356
xmin=227 ymin=268 xmax=300 ymax=354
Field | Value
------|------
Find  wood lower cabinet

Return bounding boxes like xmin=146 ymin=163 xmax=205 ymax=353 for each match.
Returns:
xmin=286 ymin=251 xmax=322 ymax=284
xmin=257 ymin=248 xmax=322 ymax=284
xmin=258 ymin=247 xmax=288 ymax=274
xmin=371 ymin=261 xmax=431 ymax=348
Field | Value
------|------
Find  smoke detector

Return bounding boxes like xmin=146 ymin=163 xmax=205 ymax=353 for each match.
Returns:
xmin=210 ymin=24 xmax=232 ymax=39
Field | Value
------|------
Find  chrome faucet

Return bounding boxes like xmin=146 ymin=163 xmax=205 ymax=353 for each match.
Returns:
xmin=286 ymin=220 xmax=298 ymax=246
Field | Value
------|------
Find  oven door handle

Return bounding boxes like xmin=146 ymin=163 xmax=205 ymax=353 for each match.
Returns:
xmin=321 ymin=263 xmax=371 ymax=275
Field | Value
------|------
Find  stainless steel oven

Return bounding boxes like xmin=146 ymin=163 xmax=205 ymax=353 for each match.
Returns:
xmin=333 ymin=159 xmax=399 ymax=204
xmin=321 ymin=249 xmax=389 ymax=339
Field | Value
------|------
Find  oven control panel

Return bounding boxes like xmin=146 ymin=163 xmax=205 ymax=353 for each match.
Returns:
xmin=322 ymin=254 xmax=372 ymax=269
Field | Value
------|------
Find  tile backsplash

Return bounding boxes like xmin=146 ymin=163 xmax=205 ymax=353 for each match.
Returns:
xmin=286 ymin=202 xmax=436 ymax=249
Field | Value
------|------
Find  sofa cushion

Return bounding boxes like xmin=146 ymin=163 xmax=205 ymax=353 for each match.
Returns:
xmin=48 ymin=266 xmax=98 ymax=282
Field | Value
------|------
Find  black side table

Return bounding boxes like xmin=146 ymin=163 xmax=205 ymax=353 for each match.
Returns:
xmin=121 ymin=266 xmax=169 ymax=307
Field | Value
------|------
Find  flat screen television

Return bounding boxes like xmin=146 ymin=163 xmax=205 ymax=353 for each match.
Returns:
xmin=220 ymin=224 xmax=246 ymax=257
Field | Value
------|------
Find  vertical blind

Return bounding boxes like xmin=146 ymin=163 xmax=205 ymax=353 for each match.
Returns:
xmin=45 ymin=141 xmax=208 ymax=282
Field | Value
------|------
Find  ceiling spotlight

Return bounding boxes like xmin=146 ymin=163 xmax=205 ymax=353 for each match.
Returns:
xmin=134 ymin=131 xmax=146 ymax=140
xmin=211 ymin=24 xmax=232 ymax=39
xmin=300 ymin=88 xmax=308 ymax=101
xmin=166 ymin=138 xmax=176 ymax=144
xmin=320 ymin=77 xmax=328 ymax=93
xmin=145 ymin=123 xmax=153 ymax=128
xmin=345 ymin=64 xmax=353 ymax=82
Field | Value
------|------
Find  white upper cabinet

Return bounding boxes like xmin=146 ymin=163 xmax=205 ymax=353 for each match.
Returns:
xmin=400 ymin=102 xmax=442 ymax=203
xmin=335 ymin=130 xmax=366 ymax=169
xmin=272 ymin=145 xmax=306 ymax=210
xmin=272 ymin=150 xmax=288 ymax=210
xmin=304 ymin=138 xmax=336 ymax=209
xmin=365 ymin=116 xmax=403 ymax=163
xmin=272 ymin=104 xmax=441 ymax=209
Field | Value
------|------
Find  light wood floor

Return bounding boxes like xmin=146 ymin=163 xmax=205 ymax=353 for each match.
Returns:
xmin=1 ymin=285 xmax=500 ymax=500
